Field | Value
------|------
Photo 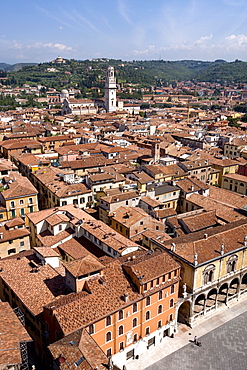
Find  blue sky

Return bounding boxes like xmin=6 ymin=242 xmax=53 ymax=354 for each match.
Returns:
xmin=2 ymin=0 xmax=247 ymax=63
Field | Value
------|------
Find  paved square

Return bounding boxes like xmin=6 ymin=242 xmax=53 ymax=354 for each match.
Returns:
xmin=146 ymin=311 xmax=247 ymax=370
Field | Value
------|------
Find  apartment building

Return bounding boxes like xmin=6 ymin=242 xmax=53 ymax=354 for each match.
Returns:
xmin=0 ymin=218 xmax=30 ymax=258
xmin=108 ymin=206 xmax=165 ymax=240
xmin=30 ymin=167 xmax=93 ymax=210
xmin=43 ymin=250 xmax=180 ymax=368
xmin=0 ymin=173 xmax=38 ymax=220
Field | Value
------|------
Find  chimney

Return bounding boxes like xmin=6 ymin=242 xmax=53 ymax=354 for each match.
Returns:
xmin=0 ymin=233 xmax=3 ymax=239
xmin=244 ymin=235 xmax=247 ymax=247
xmin=171 ymin=242 xmax=176 ymax=252
xmin=191 ymin=185 xmax=194 ymax=192
xmin=204 ymin=233 xmax=208 ymax=239
xmin=123 ymin=293 xmax=129 ymax=302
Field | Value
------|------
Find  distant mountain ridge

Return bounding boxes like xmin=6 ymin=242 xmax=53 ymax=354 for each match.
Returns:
xmin=0 ymin=62 xmax=36 ymax=72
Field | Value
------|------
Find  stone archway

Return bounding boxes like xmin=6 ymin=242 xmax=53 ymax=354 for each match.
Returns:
xmin=206 ymin=288 xmax=217 ymax=309
xmin=228 ymin=278 xmax=239 ymax=298
xmin=218 ymin=283 xmax=228 ymax=305
xmin=177 ymin=301 xmax=191 ymax=325
xmin=240 ymin=273 xmax=247 ymax=292
xmin=193 ymin=294 xmax=205 ymax=315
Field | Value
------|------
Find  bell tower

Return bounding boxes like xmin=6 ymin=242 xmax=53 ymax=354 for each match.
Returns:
xmin=105 ymin=66 xmax=117 ymax=113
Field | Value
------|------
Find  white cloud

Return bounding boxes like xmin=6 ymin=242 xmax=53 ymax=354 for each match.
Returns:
xmin=226 ymin=34 xmax=247 ymax=46
xmin=132 ymin=45 xmax=156 ymax=56
xmin=24 ymin=42 xmax=73 ymax=51
xmin=195 ymin=35 xmax=213 ymax=44
xmin=43 ymin=43 xmax=72 ymax=51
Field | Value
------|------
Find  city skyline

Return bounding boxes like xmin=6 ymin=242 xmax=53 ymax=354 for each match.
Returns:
xmin=1 ymin=0 xmax=247 ymax=64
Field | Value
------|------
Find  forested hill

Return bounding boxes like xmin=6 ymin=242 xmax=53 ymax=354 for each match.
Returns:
xmin=1 ymin=59 xmax=247 ymax=89
xmin=0 ymin=63 xmax=36 ymax=72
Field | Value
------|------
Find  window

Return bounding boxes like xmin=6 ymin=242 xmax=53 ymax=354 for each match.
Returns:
xmin=106 ymin=316 xmax=111 ymax=326
xmin=73 ymin=199 xmax=78 ymax=205
xmin=106 ymin=348 xmax=112 ymax=357
xmin=20 ymin=241 xmax=24 ymax=247
xmin=126 ymin=349 xmax=134 ymax=360
xmin=133 ymin=333 xmax=138 ymax=343
xmin=170 ymin=299 xmax=174 ymax=308
xmin=146 ymin=296 xmax=151 ymax=306
xmin=8 ymin=248 xmax=16 ymax=255
xmin=168 ymin=272 xmax=171 ymax=280
xmin=62 ymin=201 xmax=67 ymax=206
xmin=80 ymin=197 xmax=85 ymax=204
xmin=133 ymin=303 xmax=137 ymax=313
xmin=156 ymin=278 xmax=159 ymax=286
xmin=106 ymin=332 xmax=111 ymax=342
xmin=162 ymin=275 xmax=166 ymax=283
xmin=145 ymin=327 xmax=150 ymax=336
xmin=119 ymin=341 xmax=124 ymax=351
xmin=11 ymin=210 xmax=16 ymax=218
xmin=88 ymin=324 xmax=94 ymax=334
xmin=29 ymin=206 xmax=33 ymax=213
xmin=20 ymin=199 xmax=24 ymax=205
xmin=170 ymin=285 xmax=175 ymax=294
xmin=158 ymin=291 xmax=163 ymax=300
xmin=143 ymin=283 xmax=147 ymax=291
xmin=132 ymin=318 xmax=137 ymax=328
xmin=59 ymin=225 xmax=62 ymax=231
xmin=145 ymin=311 xmax=150 ymax=321
xmin=0 ymin=214 xmax=3 ymax=219
xmin=10 ymin=201 xmax=15 ymax=208
xmin=118 ymin=325 xmax=124 ymax=336
xmin=119 ymin=310 xmax=123 ymax=320
xmin=169 ymin=314 xmax=173 ymax=322
xmin=158 ymin=320 xmax=162 ymax=329
xmin=227 ymin=255 xmax=238 ymax=273
xmin=29 ymin=198 xmax=33 ymax=204
xmin=158 ymin=305 xmax=163 ymax=314
xmin=203 ymin=264 xmax=215 ymax=284
xmin=150 ymin=280 xmax=153 ymax=289
xmin=20 ymin=208 xmax=25 ymax=216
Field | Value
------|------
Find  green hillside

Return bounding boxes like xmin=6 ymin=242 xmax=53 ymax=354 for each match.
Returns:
xmin=1 ymin=59 xmax=247 ymax=90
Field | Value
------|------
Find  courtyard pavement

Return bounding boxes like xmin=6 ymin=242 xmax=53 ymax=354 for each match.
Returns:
xmin=126 ymin=296 xmax=247 ymax=370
